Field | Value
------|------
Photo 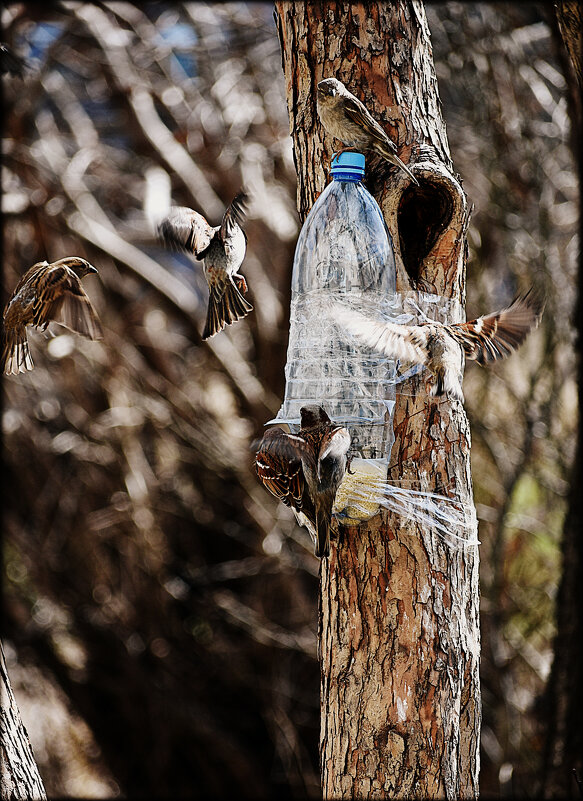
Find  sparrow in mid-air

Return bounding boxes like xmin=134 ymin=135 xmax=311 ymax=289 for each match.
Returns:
xmin=255 ymin=405 xmax=351 ymax=558
xmin=317 ymin=78 xmax=419 ymax=185
xmin=158 ymin=191 xmax=253 ymax=339
xmin=2 ymin=257 xmax=103 ymax=375
xmin=333 ymin=289 xmax=544 ymax=403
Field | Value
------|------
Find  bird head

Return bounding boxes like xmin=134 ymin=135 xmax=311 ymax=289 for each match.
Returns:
xmin=300 ymin=405 xmax=331 ymax=429
xmin=317 ymin=78 xmax=344 ymax=98
xmin=56 ymin=257 xmax=98 ymax=278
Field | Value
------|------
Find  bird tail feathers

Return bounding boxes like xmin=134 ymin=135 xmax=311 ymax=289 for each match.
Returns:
xmin=378 ymin=145 xmax=419 ymax=185
xmin=432 ymin=367 xmax=464 ymax=403
xmin=2 ymin=328 xmax=34 ymax=375
xmin=202 ymin=279 xmax=253 ymax=340
xmin=314 ymin=509 xmax=331 ymax=559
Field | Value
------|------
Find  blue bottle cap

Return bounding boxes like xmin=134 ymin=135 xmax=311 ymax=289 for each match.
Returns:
xmin=331 ymin=151 xmax=365 ymax=179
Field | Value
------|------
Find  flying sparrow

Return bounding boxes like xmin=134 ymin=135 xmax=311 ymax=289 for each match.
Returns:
xmin=255 ymin=405 xmax=351 ymax=558
xmin=317 ymin=78 xmax=419 ymax=185
xmin=333 ymin=289 xmax=544 ymax=403
xmin=2 ymin=256 xmax=103 ymax=375
xmin=158 ymin=191 xmax=253 ymax=339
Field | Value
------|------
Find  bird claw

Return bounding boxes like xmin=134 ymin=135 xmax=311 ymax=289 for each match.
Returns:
xmin=234 ymin=274 xmax=248 ymax=294
xmin=333 ymin=147 xmax=357 ymax=159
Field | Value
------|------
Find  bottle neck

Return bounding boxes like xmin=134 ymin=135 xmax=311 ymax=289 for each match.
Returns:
xmin=331 ymin=172 xmax=362 ymax=183
xmin=330 ymin=151 xmax=365 ymax=182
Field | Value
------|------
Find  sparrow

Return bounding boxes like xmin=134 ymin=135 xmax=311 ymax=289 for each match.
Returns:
xmin=2 ymin=257 xmax=103 ymax=375
xmin=317 ymin=78 xmax=419 ymax=185
xmin=255 ymin=405 xmax=351 ymax=558
xmin=333 ymin=289 xmax=544 ymax=403
xmin=158 ymin=191 xmax=253 ymax=339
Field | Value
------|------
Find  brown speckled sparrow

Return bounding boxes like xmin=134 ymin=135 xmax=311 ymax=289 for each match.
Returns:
xmin=333 ymin=289 xmax=544 ymax=403
xmin=158 ymin=191 xmax=252 ymax=339
xmin=2 ymin=257 xmax=103 ymax=375
xmin=255 ymin=405 xmax=351 ymax=559
xmin=317 ymin=78 xmax=419 ymax=185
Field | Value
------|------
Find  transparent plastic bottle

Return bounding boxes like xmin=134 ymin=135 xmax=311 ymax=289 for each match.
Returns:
xmin=274 ymin=151 xmax=398 ymax=469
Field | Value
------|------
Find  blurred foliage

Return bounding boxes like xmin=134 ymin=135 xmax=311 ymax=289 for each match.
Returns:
xmin=426 ymin=2 xmax=578 ymax=796
xmin=1 ymin=2 xmax=578 ymax=799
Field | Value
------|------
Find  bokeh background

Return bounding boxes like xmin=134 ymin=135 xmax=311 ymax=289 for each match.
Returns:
xmin=1 ymin=2 xmax=578 ymax=798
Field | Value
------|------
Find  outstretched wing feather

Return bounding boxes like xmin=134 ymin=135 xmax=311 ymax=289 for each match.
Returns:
xmin=452 ymin=289 xmax=544 ymax=363
xmin=333 ymin=304 xmax=427 ymax=364
xmin=158 ymin=207 xmax=215 ymax=257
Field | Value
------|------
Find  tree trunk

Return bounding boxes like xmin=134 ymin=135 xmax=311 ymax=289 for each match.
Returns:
xmin=0 ymin=641 xmax=47 ymax=801
xmin=555 ymin=1 xmax=582 ymax=88
xmin=274 ymin=2 xmax=480 ymax=798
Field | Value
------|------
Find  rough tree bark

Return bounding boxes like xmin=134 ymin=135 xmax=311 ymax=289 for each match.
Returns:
xmin=274 ymin=2 xmax=480 ymax=798
xmin=555 ymin=1 xmax=582 ymax=87
xmin=0 ymin=641 xmax=47 ymax=801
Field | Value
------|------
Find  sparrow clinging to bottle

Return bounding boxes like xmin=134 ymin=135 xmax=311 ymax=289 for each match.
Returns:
xmin=317 ymin=78 xmax=419 ymax=185
xmin=333 ymin=289 xmax=544 ymax=403
xmin=2 ymin=256 xmax=103 ymax=375
xmin=158 ymin=191 xmax=253 ymax=339
xmin=255 ymin=425 xmax=318 ymax=544
xmin=255 ymin=405 xmax=351 ymax=559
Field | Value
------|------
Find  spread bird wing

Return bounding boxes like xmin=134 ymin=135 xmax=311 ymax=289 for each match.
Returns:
xmin=255 ymin=427 xmax=309 ymax=509
xmin=5 ymin=262 xmax=49 ymax=306
xmin=342 ymin=95 xmax=397 ymax=154
xmin=333 ymin=304 xmax=428 ymax=364
xmin=44 ymin=293 xmax=103 ymax=340
xmin=220 ymin=191 xmax=248 ymax=241
xmin=449 ymin=289 xmax=544 ymax=364
xmin=32 ymin=264 xmax=103 ymax=339
xmin=255 ymin=427 xmax=317 ymax=540
xmin=158 ymin=207 xmax=216 ymax=258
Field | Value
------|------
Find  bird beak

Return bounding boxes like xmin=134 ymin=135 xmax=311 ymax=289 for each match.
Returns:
xmin=55 ymin=256 xmax=96 ymax=274
xmin=70 ymin=258 xmax=97 ymax=275
xmin=76 ymin=259 xmax=97 ymax=274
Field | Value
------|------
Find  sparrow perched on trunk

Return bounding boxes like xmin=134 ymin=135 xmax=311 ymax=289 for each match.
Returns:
xmin=255 ymin=405 xmax=351 ymax=558
xmin=2 ymin=257 xmax=103 ymax=375
xmin=158 ymin=191 xmax=253 ymax=339
xmin=333 ymin=289 xmax=544 ymax=403
xmin=317 ymin=78 xmax=419 ymax=185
